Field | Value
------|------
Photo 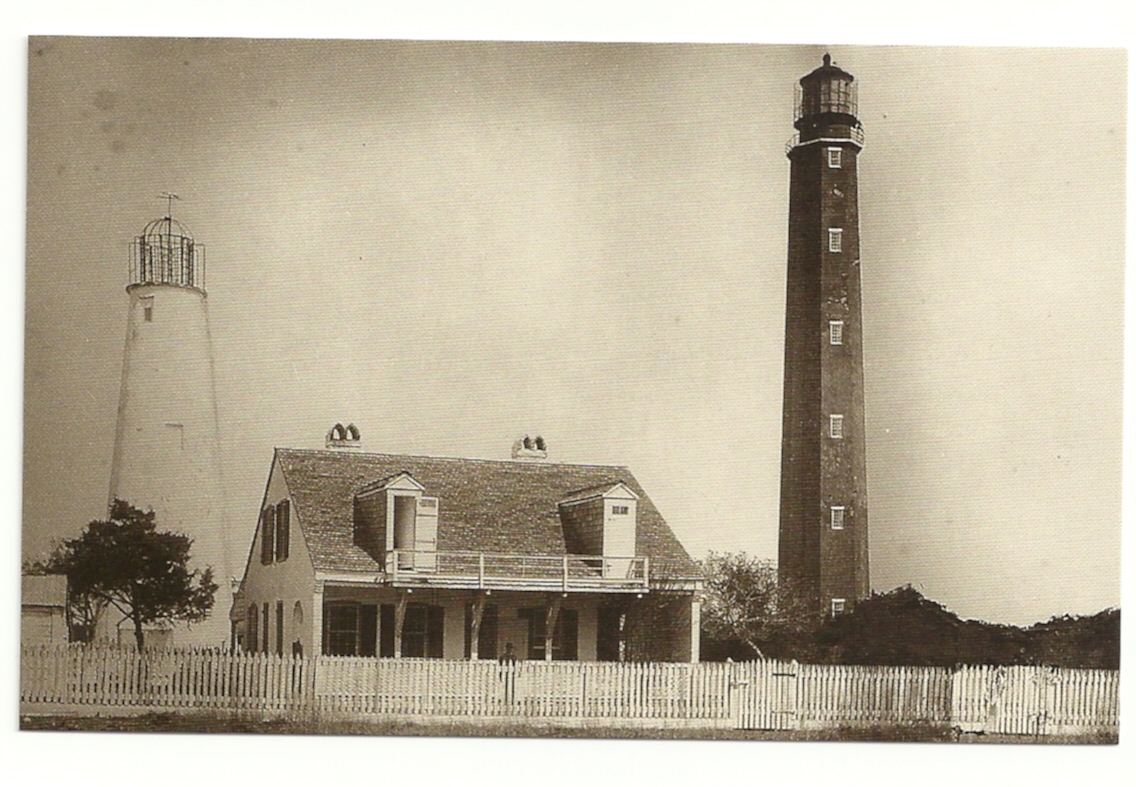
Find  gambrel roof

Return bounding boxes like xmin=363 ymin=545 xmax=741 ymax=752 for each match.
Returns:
xmin=275 ymin=448 xmax=701 ymax=581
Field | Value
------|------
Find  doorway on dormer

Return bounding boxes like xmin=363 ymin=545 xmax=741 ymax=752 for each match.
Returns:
xmin=393 ymin=495 xmax=417 ymax=569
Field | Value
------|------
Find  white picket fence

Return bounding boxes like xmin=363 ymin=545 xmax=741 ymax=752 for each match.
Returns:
xmin=20 ymin=644 xmax=1119 ymax=735
xmin=951 ymin=664 xmax=1119 ymax=736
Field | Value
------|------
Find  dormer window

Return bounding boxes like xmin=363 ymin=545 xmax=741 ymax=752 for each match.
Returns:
xmin=559 ymin=482 xmax=639 ymax=577
xmin=356 ymin=472 xmax=438 ymax=573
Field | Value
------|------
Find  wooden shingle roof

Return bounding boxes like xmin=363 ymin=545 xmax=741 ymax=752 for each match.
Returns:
xmin=276 ymin=448 xmax=700 ymax=581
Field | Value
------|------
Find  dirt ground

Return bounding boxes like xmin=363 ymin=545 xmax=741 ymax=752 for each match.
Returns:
xmin=18 ymin=713 xmax=1116 ymax=743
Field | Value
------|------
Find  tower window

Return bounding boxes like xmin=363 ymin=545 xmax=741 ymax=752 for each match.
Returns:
xmin=830 ymin=506 xmax=845 ymax=530
xmin=828 ymin=228 xmax=843 ymax=253
xmin=829 ymin=415 xmax=844 ymax=439
xmin=829 ymin=320 xmax=844 ymax=345
xmin=827 ymin=147 xmax=842 ymax=168
xmin=831 ymin=598 xmax=846 ymax=616
xmin=141 ymin=297 xmax=154 ymax=322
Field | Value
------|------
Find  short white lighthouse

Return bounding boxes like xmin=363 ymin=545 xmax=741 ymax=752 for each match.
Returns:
xmin=108 ymin=206 xmax=233 ymax=647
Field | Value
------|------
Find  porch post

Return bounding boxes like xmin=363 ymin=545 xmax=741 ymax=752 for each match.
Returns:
xmin=469 ymin=594 xmax=486 ymax=661
xmin=394 ymin=592 xmax=408 ymax=659
xmin=312 ymin=580 xmax=325 ymax=657
xmin=544 ymin=596 xmax=563 ymax=662
xmin=688 ymin=596 xmax=701 ymax=664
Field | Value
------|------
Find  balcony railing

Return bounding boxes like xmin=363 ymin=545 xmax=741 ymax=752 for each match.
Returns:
xmin=383 ymin=550 xmax=649 ymax=592
xmin=785 ymin=125 xmax=865 ymax=155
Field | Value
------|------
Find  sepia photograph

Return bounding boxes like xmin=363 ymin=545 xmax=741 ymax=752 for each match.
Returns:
xmin=13 ymin=8 xmax=1127 ymax=780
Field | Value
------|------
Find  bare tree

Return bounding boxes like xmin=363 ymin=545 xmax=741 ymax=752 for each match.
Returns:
xmin=700 ymin=552 xmax=818 ymax=660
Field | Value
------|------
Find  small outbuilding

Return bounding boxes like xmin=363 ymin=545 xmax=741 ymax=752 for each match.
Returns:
xmin=21 ymin=574 xmax=69 ymax=644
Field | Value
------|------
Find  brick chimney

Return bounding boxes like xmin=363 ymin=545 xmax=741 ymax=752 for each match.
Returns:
xmin=511 ymin=434 xmax=547 ymax=461
xmin=326 ymin=422 xmax=361 ymax=450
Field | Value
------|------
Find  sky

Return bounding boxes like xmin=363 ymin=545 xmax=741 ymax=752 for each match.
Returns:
xmin=20 ymin=36 xmax=1125 ymax=629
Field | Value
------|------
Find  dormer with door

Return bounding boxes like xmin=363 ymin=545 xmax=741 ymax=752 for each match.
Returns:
xmin=354 ymin=472 xmax=439 ymax=572
xmin=558 ymin=482 xmax=640 ymax=578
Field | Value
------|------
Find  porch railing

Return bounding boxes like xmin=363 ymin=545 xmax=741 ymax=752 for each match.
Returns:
xmin=383 ymin=550 xmax=649 ymax=592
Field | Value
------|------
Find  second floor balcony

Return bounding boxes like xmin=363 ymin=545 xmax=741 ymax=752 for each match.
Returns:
xmin=383 ymin=549 xmax=650 ymax=593
xmin=785 ymin=125 xmax=865 ymax=155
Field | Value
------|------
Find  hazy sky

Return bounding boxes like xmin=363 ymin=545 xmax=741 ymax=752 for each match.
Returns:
xmin=22 ymin=38 xmax=1123 ymax=626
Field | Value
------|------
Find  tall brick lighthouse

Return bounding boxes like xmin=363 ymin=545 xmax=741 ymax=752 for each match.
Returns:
xmin=778 ymin=55 xmax=870 ymax=617
xmin=108 ymin=206 xmax=233 ymax=646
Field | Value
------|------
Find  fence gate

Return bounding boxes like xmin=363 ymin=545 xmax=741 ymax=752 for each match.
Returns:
xmin=731 ymin=660 xmax=799 ymax=731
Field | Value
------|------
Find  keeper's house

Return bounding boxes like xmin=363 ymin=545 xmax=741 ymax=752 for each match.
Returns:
xmin=231 ymin=427 xmax=703 ymax=662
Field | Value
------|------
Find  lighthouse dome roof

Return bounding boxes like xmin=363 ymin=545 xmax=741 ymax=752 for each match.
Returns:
xmin=140 ymin=216 xmax=195 ymax=243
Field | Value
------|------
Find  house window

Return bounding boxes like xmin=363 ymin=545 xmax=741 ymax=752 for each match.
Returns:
xmin=464 ymin=603 xmax=499 ymax=660
xmin=247 ymin=604 xmax=258 ymax=653
xmin=830 ymin=506 xmax=846 ymax=530
xmin=611 ymin=505 xmax=629 ymax=515
xmin=827 ymin=147 xmax=842 ymax=168
xmin=829 ymin=414 xmax=844 ymax=439
xmin=402 ymin=605 xmax=444 ymax=658
xmin=324 ymin=603 xmax=359 ymax=656
xmin=831 ymin=598 xmax=846 ymax=616
xmin=274 ymin=500 xmax=290 ymax=562
xmin=828 ymin=228 xmax=843 ymax=253
xmin=260 ymin=507 xmax=275 ymax=565
xmin=520 ymin=608 xmax=579 ymax=661
xmin=321 ymin=603 xmax=377 ymax=657
xmin=829 ymin=320 xmax=844 ymax=345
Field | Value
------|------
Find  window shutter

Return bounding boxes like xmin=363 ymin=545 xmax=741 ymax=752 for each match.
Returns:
xmin=275 ymin=500 xmax=290 ymax=561
xmin=415 ymin=497 xmax=439 ymax=571
xmin=275 ymin=601 xmax=284 ymax=656
xmin=480 ymin=605 xmax=498 ymax=661
xmin=262 ymin=602 xmax=270 ymax=653
xmin=557 ymin=609 xmax=579 ymax=661
xmin=247 ymin=605 xmax=258 ymax=653
xmin=426 ymin=605 xmax=445 ymax=659
xmin=261 ymin=507 xmax=275 ymax=564
xmin=379 ymin=605 xmax=395 ymax=658
xmin=359 ymin=605 xmax=378 ymax=657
